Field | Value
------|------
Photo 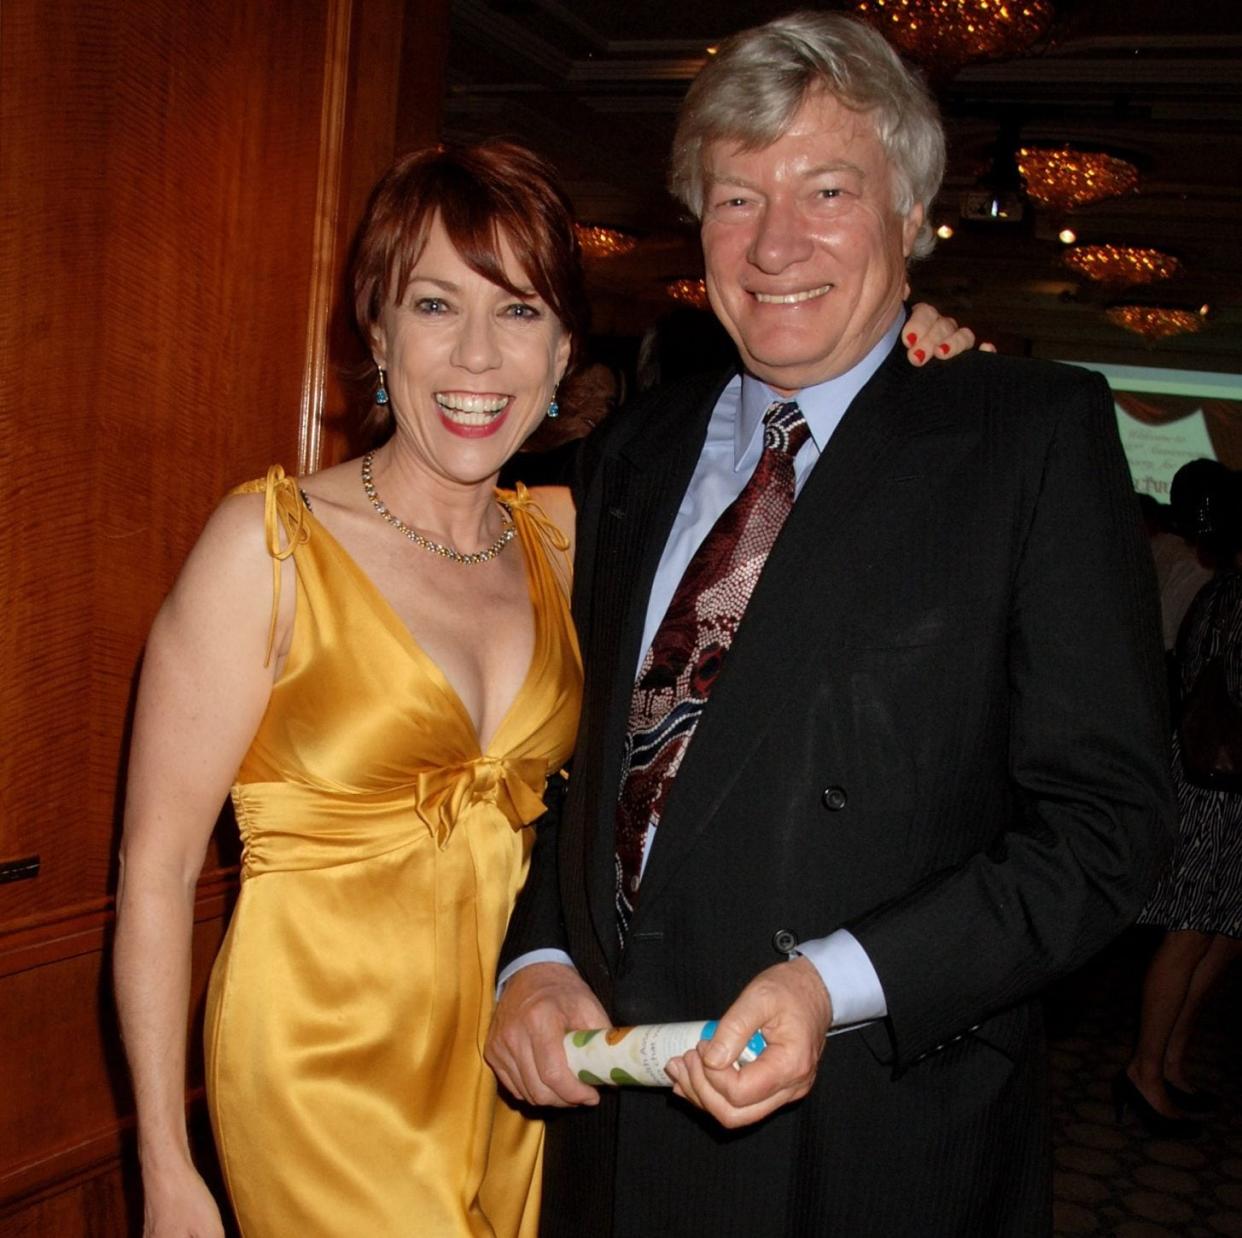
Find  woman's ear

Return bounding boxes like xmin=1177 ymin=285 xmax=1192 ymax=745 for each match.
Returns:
xmin=369 ymin=321 xmax=388 ymax=371
xmin=554 ymin=332 xmax=572 ymax=387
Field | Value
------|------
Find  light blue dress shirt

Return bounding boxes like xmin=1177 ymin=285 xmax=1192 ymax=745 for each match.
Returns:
xmin=501 ymin=313 xmax=907 ymax=1032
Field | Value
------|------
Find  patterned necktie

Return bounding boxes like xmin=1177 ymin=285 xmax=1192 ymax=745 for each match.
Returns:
xmin=615 ymin=400 xmax=810 ymax=944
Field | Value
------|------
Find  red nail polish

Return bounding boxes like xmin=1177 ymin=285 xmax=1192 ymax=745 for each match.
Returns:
xmin=905 ymin=332 xmax=918 ymax=346
xmin=938 ymin=342 xmax=950 ymax=355
xmin=914 ymin=348 xmax=926 ymax=363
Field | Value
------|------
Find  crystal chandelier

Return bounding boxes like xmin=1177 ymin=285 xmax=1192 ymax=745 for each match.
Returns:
xmin=575 ymin=225 xmax=637 ymax=259
xmin=1017 ymin=147 xmax=1139 ymax=211
xmin=856 ymin=0 xmax=1054 ymax=76
xmin=1105 ymin=306 xmax=1203 ymax=341
xmin=1063 ymin=244 xmax=1181 ymax=286
xmin=666 ymin=278 xmax=709 ymax=309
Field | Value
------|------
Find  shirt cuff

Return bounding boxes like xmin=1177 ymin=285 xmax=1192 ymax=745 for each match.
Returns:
xmin=496 ymin=948 xmax=577 ymax=999
xmin=796 ymin=929 xmax=887 ymax=1031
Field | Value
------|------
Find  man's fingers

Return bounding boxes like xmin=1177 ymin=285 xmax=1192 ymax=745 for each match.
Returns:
xmin=490 ymin=1017 xmax=598 ymax=1108
xmin=485 ymin=963 xmax=604 ymax=1108
xmin=700 ymin=999 xmax=763 ymax=1069
xmin=532 ymin=1033 xmax=602 ymax=1107
xmin=672 ymin=1046 xmax=797 ymax=1129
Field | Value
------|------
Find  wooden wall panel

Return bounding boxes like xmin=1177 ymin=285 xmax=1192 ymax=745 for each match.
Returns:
xmin=1 ymin=0 xmax=330 ymax=920
xmin=0 ymin=0 xmax=448 ymax=1230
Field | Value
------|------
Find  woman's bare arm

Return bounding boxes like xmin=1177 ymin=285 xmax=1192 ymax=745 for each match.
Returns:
xmin=114 ymin=493 xmax=289 ymax=1236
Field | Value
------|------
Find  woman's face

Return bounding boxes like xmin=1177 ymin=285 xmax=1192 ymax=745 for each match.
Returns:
xmin=372 ymin=214 xmax=571 ymax=486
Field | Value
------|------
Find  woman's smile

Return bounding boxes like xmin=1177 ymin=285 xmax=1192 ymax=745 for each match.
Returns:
xmin=434 ymin=391 xmax=514 ymax=437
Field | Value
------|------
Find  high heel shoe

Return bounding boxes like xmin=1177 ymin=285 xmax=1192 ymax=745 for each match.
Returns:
xmin=1112 ymin=1072 xmax=1202 ymax=1138
xmin=1165 ymin=1081 xmax=1218 ymax=1115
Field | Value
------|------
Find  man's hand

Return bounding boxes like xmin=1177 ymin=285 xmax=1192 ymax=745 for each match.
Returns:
xmin=486 ymin=962 xmax=609 ymax=1108
xmin=664 ymin=957 xmax=833 ymax=1129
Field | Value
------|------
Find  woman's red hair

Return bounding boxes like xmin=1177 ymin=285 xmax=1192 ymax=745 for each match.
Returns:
xmin=353 ymin=140 xmax=587 ymax=378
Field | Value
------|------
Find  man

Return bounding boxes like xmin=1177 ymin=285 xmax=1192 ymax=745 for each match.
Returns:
xmin=487 ymin=13 xmax=1172 ymax=1236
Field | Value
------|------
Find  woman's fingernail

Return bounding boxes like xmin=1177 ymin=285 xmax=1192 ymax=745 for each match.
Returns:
xmin=938 ymin=342 xmax=950 ymax=355
xmin=914 ymin=348 xmax=926 ymax=363
xmin=905 ymin=332 xmax=918 ymax=346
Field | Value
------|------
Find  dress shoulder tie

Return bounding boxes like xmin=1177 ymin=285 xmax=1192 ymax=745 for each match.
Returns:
xmin=497 ymin=481 xmax=572 ymax=594
xmin=259 ymin=464 xmax=311 ymax=666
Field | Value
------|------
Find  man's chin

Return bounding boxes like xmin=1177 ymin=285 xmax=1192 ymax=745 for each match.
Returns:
xmin=742 ymin=353 xmax=840 ymax=395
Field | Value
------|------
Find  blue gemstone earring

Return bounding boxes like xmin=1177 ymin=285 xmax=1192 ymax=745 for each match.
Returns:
xmin=546 ymin=386 xmax=559 ymax=419
xmin=375 ymin=366 xmax=389 ymax=406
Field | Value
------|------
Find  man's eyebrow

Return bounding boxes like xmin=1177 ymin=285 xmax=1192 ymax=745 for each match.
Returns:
xmin=706 ymin=160 xmax=867 ymax=190
xmin=706 ymin=172 xmax=760 ymax=191
xmin=802 ymin=160 xmax=866 ymax=180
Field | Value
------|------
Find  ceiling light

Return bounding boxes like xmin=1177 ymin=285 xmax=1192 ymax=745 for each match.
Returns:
xmin=1058 ymin=228 xmax=1077 ymax=245
xmin=575 ymin=224 xmax=637 ymax=259
xmin=666 ymin=278 xmax=709 ymax=309
xmin=1105 ymin=306 xmax=1204 ymax=341
xmin=855 ymin=0 xmax=1053 ymax=77
xmin=1063 ymin=244 xmax=1181 ymax=285
xmin=1018 ymin=147 xmax=1140 ymax=212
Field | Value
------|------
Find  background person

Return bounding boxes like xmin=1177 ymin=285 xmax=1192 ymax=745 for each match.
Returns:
xmin=1124 ymin=469 xmax=1242 ymax=1133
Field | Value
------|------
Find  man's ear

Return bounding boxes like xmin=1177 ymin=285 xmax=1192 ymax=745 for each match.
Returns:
xmin=901 ymin=203 xmax=925 ymax=259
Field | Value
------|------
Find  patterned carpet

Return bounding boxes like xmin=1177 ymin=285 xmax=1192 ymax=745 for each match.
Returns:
xmin=1048 ymin=929 xmax=1242 ymax=1238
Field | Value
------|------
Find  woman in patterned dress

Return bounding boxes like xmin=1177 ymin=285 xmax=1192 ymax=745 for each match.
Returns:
xmin=1122 ymin=470 xmax=1242 ymax=1131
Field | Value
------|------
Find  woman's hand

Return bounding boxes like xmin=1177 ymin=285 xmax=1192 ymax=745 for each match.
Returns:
xmin=141 ymin=1165 xmax=225 ymax=1238
xmin=904 ymin=302 xmax=997 ymax=364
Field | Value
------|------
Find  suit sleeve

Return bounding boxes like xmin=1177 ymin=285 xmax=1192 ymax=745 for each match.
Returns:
xmin=500 ymin=772 xmax=572 ymax=970
xmin=848 ymin=370 xmax=1174 ymax=1070
xmin=499 ymin=416 xmax=619 ymax=972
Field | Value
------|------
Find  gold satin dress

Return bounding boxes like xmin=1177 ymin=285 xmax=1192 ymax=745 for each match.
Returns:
xmin=204 ymin=467 xmax=581 ymax=1237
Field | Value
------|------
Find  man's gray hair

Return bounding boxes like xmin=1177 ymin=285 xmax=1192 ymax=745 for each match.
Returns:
xmin=670 ymin=11 xmax=945 ymax=259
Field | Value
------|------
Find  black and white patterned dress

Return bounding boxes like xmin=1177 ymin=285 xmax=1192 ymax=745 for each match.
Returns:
xmin=1139 ymin=570 xmax=1242 ymax=938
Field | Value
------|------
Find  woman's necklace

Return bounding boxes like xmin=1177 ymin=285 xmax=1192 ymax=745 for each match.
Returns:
xmin=360 ymin=452 xmax=515 ymax=566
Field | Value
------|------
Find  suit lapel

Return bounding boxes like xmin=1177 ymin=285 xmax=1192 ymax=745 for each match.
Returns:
xmin=633 ymin=347 xmax=977 ymax=917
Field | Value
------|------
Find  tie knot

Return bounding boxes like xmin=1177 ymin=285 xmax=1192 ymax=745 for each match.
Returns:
xmin=762 ymin=400 xmax=809 ymax=459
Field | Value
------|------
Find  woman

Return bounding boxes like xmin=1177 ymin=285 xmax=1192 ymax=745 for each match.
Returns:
xmin=1120 ymin=469 xmax=1242 ymax=1135
xmin=113 ymin=139 xmax=979 ymax=1237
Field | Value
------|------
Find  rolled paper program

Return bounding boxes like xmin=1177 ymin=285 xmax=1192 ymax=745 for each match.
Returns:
xmin=564 ymin=1020 xmax=767 ymax=1087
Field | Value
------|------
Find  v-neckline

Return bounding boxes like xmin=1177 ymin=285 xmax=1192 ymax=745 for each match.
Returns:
xmin=300 ymin=499 xmax=542 ymax=756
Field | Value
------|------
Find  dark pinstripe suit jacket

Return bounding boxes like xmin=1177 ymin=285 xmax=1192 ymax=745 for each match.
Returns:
xmin=502 ymin=342 xmax=1174 ymax=1237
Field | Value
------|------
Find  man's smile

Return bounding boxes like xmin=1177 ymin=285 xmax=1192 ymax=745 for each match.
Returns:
xmin=751 ymin=283 xmax=834 ymax=305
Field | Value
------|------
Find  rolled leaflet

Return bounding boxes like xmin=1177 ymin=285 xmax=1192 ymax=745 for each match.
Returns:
xmin=564 ymin=1019 xmax=767 ymax=1087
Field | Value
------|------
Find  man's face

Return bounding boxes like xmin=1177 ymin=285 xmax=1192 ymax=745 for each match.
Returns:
xmin=700 ymin=91 xmax=923 ymax=395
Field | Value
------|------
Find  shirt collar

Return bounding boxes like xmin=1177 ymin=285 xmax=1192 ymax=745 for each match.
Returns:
xmin=735 ymin=311 xmax=905 ymax=468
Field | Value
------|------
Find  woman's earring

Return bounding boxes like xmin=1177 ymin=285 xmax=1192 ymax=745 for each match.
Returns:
xmin=546 ymin=385 xmax=559 ymax=419
xmin=375 ymin=366 xmax=389 ymax=407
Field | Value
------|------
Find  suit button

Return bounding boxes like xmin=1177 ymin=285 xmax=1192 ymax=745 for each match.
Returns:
xmin=772 ymin=929 xmax=799 ymax=955
xmin=821 ymin=785 xmax=847 ymax=811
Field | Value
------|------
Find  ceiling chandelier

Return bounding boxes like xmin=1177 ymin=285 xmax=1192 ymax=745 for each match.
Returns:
xmin=1105 ymin=305 xmax=1204 ymax=341
xmin=1017 ymin=147 xmax=1139 ymax=211
xmin=666 ymin=278 xmax=709 ymax=309
xmin=855 ymin=0 xmax=1054 ymax=77
xmin=1063 ymin=244 xmax=1181 ymax=286
xmin=575 ymin=224 xmax=637 ymax=259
